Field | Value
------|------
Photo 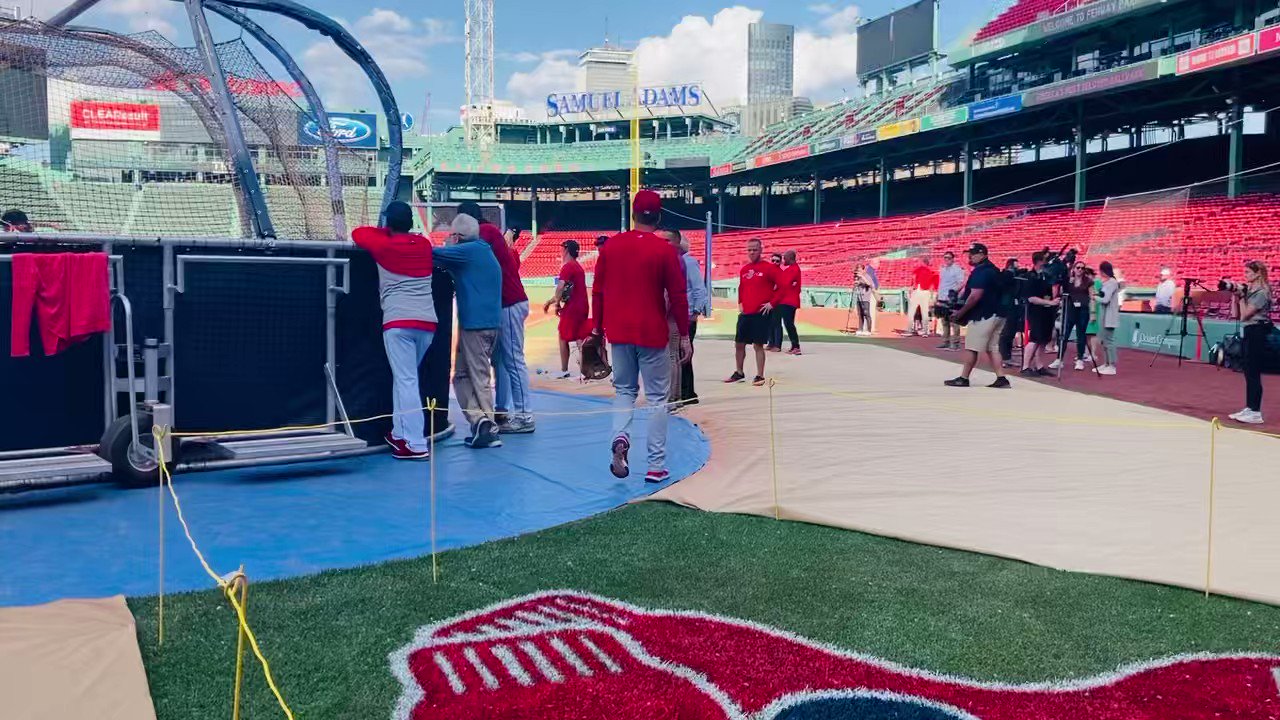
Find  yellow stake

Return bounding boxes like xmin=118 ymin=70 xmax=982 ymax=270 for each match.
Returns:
xmin=155 ymin=425 xmax=166 ymax=647
xmin=229 ymin=570 xmax=249 ymax=720
xmin=428 ymin=399 xmax=439 ymax=584
xmin=768 ymin=378 xmax=780 ymax=521
xmin=1205 ymin=417 xmax=1220 ymax=598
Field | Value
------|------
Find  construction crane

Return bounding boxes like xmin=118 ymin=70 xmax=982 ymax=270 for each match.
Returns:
xmin=463 ymin=0 xmax=495 ymax=146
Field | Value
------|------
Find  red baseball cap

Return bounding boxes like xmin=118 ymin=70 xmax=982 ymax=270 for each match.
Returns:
xmin=632 ymin=189 xmax=662 ymax=215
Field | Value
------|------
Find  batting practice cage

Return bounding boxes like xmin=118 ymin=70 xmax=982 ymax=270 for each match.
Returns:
xmin=0 ymin=3 xmax=455 ymax=491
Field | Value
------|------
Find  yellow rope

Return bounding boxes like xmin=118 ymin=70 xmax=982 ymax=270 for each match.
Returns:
xmin=230 ymin=572 xmax=248 ymax=720
xmin=153 ymin=431 xmax=296 ymax=720
xmin=1205 ymin=417 xmax=1220 ymax=598
xmin=157 ymin=432 xmax=165 ymax=647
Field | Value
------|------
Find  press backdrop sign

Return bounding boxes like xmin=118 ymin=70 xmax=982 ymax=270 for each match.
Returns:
xmin=70 ymin=100 xmax=161 ymax=139
xmin=546 ymin=84 xmax=703 ymax=117
xmin=298 ymin=112 xmax=378 ymax=149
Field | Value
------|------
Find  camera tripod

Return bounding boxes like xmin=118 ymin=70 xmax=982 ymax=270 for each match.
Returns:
xmin=1148 ymin=278 xmax=1206 ymax=368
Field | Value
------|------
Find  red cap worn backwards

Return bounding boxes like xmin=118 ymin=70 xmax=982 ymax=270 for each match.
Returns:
xmin=632 ymin=189 xmax=662 ymax=215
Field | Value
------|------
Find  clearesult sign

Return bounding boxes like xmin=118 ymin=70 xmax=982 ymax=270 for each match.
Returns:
xmin=546 ymin=84 xmax=703 ymax=117
xmin=1176 ymin=34 xmax=1256 ymax=75
xmin=298 ymin=112 xmax=378 ymax=149
xmin=69 ymin=100 xmax=161 ymax=140
xmin=811 ymin=137 xmax=843 ymax=155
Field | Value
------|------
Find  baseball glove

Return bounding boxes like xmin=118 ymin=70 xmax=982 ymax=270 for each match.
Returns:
xmin=580 ymin=333 xmax=612 ymax=381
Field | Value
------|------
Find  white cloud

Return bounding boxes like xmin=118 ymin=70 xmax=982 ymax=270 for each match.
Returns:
xmin=503 ymin=5 xmax=861 ymax=117
xmin=102 ymin=0 xmax=178 ymax=37
xmin=498 ymin=50 xmax=544 ymax=64
xmin=300 ymin=10 xmax=457 ymax=110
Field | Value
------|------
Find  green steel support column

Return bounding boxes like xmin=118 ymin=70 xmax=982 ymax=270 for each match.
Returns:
xmin=761 ymin=182 xmax=769 ymax=228
xmin=813 ymin=172 xmax=822 ymax=224
xmin=1228 ymin=97 xmax=1244 ymax=199
xmin=879 ymin=158 xmax=889 ymax=218
xmin=1074 ymin=113 xmax=1087 ymax=211
xmin=717 ymin=185 xmax=726 ymax=231
xmin=962 ymin=141 xmax=973 ymax=208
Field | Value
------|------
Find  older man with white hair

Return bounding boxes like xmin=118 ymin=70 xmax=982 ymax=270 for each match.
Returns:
xmin=1154 ymin=267 xmax=1176 ymax=314
xmin=432 ymin=212 xmax=504 ymax=448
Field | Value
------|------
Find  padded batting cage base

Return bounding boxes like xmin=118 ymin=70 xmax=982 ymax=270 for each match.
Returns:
xmin=649 ymin=340 xmax=1280 ymax=606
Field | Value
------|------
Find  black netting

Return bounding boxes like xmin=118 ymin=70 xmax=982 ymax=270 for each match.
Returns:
xmin=0 ymin=18 xmax=374 ymax=240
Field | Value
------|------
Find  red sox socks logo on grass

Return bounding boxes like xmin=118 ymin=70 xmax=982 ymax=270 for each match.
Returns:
xmin=390 ymin=591 xmax=1280 ymax=719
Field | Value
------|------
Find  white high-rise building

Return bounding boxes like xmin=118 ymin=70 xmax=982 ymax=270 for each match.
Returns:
xmin=746 ymin=21 xmax=797 ymax=135
xmin=579 ymin=46 xmax=633 ymax=93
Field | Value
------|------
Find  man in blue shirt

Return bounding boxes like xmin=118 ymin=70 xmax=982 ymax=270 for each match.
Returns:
xmin=434 ymin=213 xmax=504 ymax=448
xmin=661 ymin=230 xmax=709 ymax=405
xmin=945 ymin=244 xmax=1011 ymax=388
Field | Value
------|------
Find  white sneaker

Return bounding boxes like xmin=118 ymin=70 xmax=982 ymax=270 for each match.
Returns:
xmin=1048 ymin=358 xmax=1063 ymax=370
xmin=1073 ymin=359 xmax=1084 ymax=371
xmin=1228 ymin=409 xmax=1251 ymax=421
xmin=1235 ymin=410 xmax=1265 ymax=425
xmin=1093 ymin=365 xmax=1117 ymax=375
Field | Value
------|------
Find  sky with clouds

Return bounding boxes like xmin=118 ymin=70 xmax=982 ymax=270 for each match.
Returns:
xmin=20 ymin=0 xmax=998 ymax=130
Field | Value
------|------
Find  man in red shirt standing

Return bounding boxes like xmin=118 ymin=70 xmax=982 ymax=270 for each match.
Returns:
xmin=351 ymin=201 xmax=437 ymax=460
xmin=727 ymin=238 xmax=783 ymax=386
xmin=592 ymin=190 xmax=691 ymax=483
xmin=907 ymin=256 xmax=939 ymax=337
xmin=543 ymin=240 xmax=589 ymax=379
xmin=766 ymin=249 xmax=803 ymax=355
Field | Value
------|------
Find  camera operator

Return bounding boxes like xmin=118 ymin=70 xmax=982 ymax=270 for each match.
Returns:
xmin=944 ymin=244 xmax=1010 ymax=388
xmin=935 ymin=251 xmax=966 ymax=351
xmin=997 ymin=258 xmax=1022 ymax=368
xmin=1228 ymin=261 xmax=1273 ymax=425
xmin=1020 ymin=251 xmax=1059 ymax=377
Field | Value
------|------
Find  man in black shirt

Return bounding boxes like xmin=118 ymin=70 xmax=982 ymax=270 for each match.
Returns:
xmin=945 ymin=244 xmax=1011 ymax=388
xmin=997 ymin=258 xmax=1022 ymax=367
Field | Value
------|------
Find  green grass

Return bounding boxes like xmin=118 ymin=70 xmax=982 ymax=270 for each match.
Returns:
xmin=131 ymin=502 xmax=1280 ymax=720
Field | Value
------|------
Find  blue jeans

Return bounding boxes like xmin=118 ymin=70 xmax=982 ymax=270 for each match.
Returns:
xmin=383 ymin=328 xmax=435 ymax=452
xmin=610 ymin=343 xmax=671 ymax=473
xmin=494 ymin=302 xmax=531 ymax=419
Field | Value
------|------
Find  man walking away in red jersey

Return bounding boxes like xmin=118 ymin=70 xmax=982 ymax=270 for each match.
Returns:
xmin=351 ymin=201 xmax=437 ymax=460
xmin=727 ymin=238 xmax=783 ymax=386
xmin=543 ymin=240 xmax=589 ymax=379
xmin=592 ymin=190 xmax=691 ymax=483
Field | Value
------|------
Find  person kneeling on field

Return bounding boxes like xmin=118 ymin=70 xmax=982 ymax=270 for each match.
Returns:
xmin=434 ymin=213 xmax=504 ymax=448
xmin=352 ymin=201 xmax=437 ymax=460
xmin=944 ymin=243 xmax=1011 ymax=389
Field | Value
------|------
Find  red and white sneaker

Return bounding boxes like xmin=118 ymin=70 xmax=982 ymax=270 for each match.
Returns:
xmin=392 ymin=445 xmax=430 ymax=460
xmin=385 ymin=431 xmax=403 ymax=450
xmin=786 ymin=347 xmax=802 ymax=356
xmin=644 ymin=469 xmax=670 ymax=484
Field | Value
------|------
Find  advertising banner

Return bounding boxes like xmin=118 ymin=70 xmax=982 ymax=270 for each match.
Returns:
xmin=811 ymin=137 xmax=843 ymax=155
xmin=876 ymin=118 xmax=920 ymax=141
xmin=920 ymin=107 xmax=968 ymax=131
xmin=298 ymin=111 xmax=378 ymax=149
xmin=69 ymin=100 xmax=160 ymax=140
xmin=752 ymin=144 xmax=811 ymax=168
xmin=710 ymin=162 xmax=735 ymax=178
xmin=968 ymin=94 xmax=1022 ymax=121
xmin=1038 ymin=0 xmax=1163 ymax=39
xmin=1256 ymin=26 xmax=1280 ymax=55
xmin=1176 ymin=34 xmax=1255 ymax=75
xmin=1021 ymin=60 xmax=1159 ymax=107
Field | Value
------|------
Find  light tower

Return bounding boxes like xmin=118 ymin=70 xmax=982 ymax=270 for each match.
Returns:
xmin=464 ymin=0 xmax=495 ymax=146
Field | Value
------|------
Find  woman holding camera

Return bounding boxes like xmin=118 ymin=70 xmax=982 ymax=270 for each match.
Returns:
xmin=1230 ymin=260 xmax=1273 ymax=425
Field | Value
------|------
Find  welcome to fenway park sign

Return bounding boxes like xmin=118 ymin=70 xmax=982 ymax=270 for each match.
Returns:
xmin=391 ymin=591 xmax=1280 ymax=719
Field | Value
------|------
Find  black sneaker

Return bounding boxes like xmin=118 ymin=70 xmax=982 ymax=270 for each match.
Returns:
xmin=1036 ymin=368 xmax=1055 ymax=377
xmin=1019 ymin=368 xmax=1039 ymax=377
xmin=752 ymin=376 xmax=767 ymax=387
xmin=467 ymin=418 xmax=502 ymax=449
xmin=724 ymin=371 xmax=746 ymax=384
xmin=988 ymin=377 xmax=1011 ymax=389
xmin=943 ymin=376 xmax=970 ymax=387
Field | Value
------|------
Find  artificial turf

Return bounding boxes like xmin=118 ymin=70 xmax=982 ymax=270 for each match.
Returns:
xmin=130 ymin=501 xmax=1280 ymax=720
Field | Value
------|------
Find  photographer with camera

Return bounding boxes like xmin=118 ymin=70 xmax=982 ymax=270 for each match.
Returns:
xmin=997 ymin=258 xmax=1022 ymax=368
xmin=935 ymin=251 xmax=966 ymax=351
xmin=1227 ymin=261 xmax=1273 ymax=425
xmin=1051 ymin=261 xmax=1093 ymax=372
xmin=944 ymin=244 xmax=1010 ymax=388
xmin=1020 ymin=251 xmax=1060 ymax=377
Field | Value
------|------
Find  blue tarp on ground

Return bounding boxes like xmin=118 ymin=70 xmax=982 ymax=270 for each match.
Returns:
xmin=0 ymin=390 xmax=709 ymax=608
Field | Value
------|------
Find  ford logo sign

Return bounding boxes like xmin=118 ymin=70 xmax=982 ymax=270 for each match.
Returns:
xmin=303 ymin=116 xmax=374 ymax=145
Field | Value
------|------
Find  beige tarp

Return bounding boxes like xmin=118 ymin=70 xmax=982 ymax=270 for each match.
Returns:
xmin=0 ymin=595 xmax=156 ymax=720
xmin=648 ymin=340 xmax=1280 ymax=605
